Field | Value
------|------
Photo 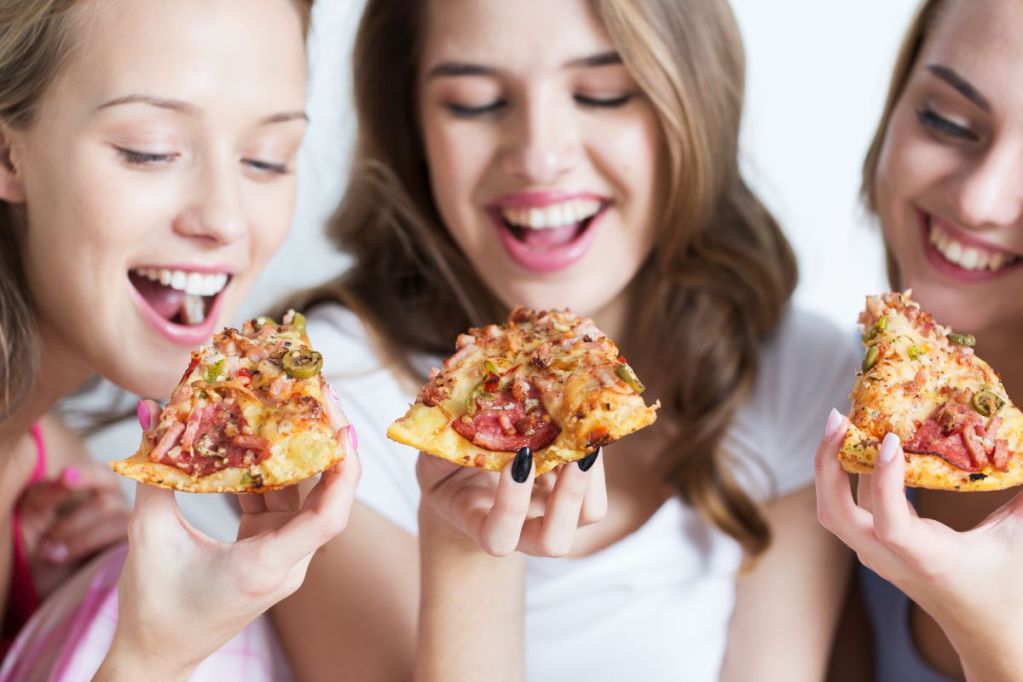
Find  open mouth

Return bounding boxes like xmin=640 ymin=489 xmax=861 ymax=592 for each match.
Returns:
xmin=128 ymin=267 xmax=231 ymax=327
xmin=491 ymin=197 xmax=608 ymax=273
xmin=920 ymin=211 xmax=1021 ymax=281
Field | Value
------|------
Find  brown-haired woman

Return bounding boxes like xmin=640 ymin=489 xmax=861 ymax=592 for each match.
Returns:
xmin=274 ymin=0 xmax=858 ymax=678
xmin=0 ymin=0 xmax=360 ymax=679
xmin=816 ymin=1 xmax=1023 ymax=681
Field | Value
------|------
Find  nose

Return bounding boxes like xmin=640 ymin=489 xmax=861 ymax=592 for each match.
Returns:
xmin=950 ymin=146 xmax=1023 ymax=230
xmin=173 ymin=152 xmax=246 ymax=245
xmin=500 ymin=94 xmax=581 ymax=184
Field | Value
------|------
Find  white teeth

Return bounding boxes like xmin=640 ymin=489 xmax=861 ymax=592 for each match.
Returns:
xmin=133 ymin=267 xmax=230 ymax=296
xmin=928 ymin=218 xmax=1017 ymax=272
xmin=180 ymin=293 xmax=206 ymax=325
xmin=500 ymin=199 xmax=602 ymax=230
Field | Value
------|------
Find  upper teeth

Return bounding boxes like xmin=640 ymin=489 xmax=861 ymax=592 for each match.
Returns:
xmin=134 ymin=268 xmax=229 ymax=296
xmin=929 ymin=220 xmax=1016 ymax=272
xmin=500 ymin=199 xmax=602 ymax=230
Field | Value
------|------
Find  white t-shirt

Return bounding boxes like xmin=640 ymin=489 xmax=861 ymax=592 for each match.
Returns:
xmin=307 ymin=303 xmax=859 ymax=682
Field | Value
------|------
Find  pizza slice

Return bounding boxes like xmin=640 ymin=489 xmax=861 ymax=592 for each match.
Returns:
xmin=387 ymin=307 xmax=660 ymax=475
xmin=111 ymin=310 xmax=347 ymax=493
xmin=839 ymin=291 xmax=1023 ymax=491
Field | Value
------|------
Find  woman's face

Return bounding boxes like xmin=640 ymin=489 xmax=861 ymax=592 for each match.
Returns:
xmin=417 ymin=0 xmax=662 ymax=319
xmin=5 ymin=0 xmax=308 ymax=397
xmin=876 ymin=0 xmax=1023 ymax=336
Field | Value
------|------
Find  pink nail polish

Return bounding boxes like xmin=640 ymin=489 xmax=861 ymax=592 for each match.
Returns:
xmin=824 ymin=408 xmax=843 ymax=440
xmin=347 ymin=424 xmax=358 ymax=452
xmin=137 ymin=399 xmax=150 ymax=431
xmin=327 ymin=383 xmax=342 ymax=407
xmin=61 ymin=467 xmax=81 ymax=486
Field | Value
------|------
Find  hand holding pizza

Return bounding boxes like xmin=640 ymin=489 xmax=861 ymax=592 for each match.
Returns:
xmin=416 ymin=445 xmax=607 ymax=558
xmin=95 ymin=397 xmax=361 ymax=681
xmin=816 ymin=409 xmax=1023 ymax=682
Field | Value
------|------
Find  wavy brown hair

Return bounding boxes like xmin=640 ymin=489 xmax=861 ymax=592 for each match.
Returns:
xmin=299 ymin=0 xmax=797 ymax=558
xmin=861 ymin=0 xmax=951 ymax=287
xmin=0 ymin=0 xmax=313 ymax=420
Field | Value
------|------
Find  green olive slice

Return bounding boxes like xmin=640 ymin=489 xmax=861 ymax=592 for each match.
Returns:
xmin=972 ymin=389 xmax=1005 ymax=417
xmin=282 ymin=348 xmax=323 ymax=379
xmin=862 ymin=346 xmax=880 ymax=372
xmin=947 ymin=332 xmax=976 ymax=347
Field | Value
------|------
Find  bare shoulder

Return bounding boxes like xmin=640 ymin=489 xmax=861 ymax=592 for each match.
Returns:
xmin=37 ymin=413 xmax=93 ymax=475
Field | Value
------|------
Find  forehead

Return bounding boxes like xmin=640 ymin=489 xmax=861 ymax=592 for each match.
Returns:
xmin=53 ymin=0 xmax=306 ymax=117
xmin=920 ymin=0 xmax=1023 ymax=92
xmin=421 ymin=0 xmax=614 ymax=73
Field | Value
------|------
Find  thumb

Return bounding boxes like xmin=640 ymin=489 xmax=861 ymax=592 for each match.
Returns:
xmin=131 ymin=481 xmax=180 ymax=521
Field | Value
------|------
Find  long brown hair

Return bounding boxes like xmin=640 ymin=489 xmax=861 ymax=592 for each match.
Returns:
xmin=300 ymin=0 xmax=797 ymax=558
xmin=861 ymin=0 xmax=951 ymax=286
xmin=0 ymin=0 xmax=313 ymax=421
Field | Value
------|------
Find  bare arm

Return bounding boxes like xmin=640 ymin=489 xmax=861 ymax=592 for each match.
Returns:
xmin=270 ymin=501 xmax=420 ymax=681
xmin=721 ymin=484 xmax=852 ymax=681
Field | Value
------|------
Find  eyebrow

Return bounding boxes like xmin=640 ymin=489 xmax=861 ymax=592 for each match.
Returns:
xmin=924 ymin=64 xmax=991 ymax=113
xmin=425 ymin=50 xmax=623 ymax=80
xmin=96 ymin=94 xmax=308 ymax=125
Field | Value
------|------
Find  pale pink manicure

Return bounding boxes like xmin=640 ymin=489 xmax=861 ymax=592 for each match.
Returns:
xmin=879 ymin=432 xmax=901 ymax=464
xmin=824 ymin=408 xmax=843 ymax=440
xmin=326 ymin=383 xmax=342 ymax=408
xmin=137 ymin=399 xmax=150 ymax=431
xmin=61 ymin=467 xmax=81 ymax=487
xmin=347 ymin=424 xmax=358 ymax=452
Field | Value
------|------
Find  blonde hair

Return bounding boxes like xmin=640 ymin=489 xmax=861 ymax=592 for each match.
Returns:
xmin=0 ymin=0 xmax=313 ymax=419
xmin=298 ymin=0 xmax=797 ymax=558
xmin=862 ymin=0 xmax=951 ymax=286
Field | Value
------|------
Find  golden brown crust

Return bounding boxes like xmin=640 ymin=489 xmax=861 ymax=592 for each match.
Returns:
xmin=840 ymin=291 xmax=1023 ymax=491
xmin=110 ymin=311 xmax=346 ymax=492
xmin=387 ymin=308 xmax=659 ymax=473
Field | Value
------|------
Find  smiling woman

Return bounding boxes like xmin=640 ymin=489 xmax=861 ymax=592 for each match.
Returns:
xmin=0 ymin=0 xmax=360 ymax=679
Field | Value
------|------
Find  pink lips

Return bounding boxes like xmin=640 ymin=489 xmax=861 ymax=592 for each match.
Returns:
xmin=488 ymin=191 xmax=608 ymax=274
xmin=127 ymin=268 xmax=232 ymax=347
xmin=918 ymin=210 xmax=1022 ymax=284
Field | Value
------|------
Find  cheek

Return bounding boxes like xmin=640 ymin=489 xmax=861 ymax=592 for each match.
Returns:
xmin=245 ymin=179 xmax=296 ymax=261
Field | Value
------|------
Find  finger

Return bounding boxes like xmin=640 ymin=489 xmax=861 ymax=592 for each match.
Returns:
xmin=856 ymin=473 xmax=873 ymax=513
xmin=137 ymin=399 xmax=162 ymax=434
xmin=256 ymin=448 xmax=363 ymax=571
xmin=45 ymin=492 xmax=127 ymax=545
xmin=47 ymin=513 xmax=130 ymax=564
xmin=813 ymin=414 xmax=878 ymax=550
xmin=237 ymin=492 xmax=268 ymax=515
xmin=474 ymin=447 xmax=534 ymax=557
xmin=18 ymin=482 xmax=71 ymax=519
xmin=262 ymin=485 xmax=301 ymax=513
xmin=528 ymin=458 xmax=592 ymax=557
xmin=578 ymin=448 xmax=608 ymax=526
xmin=321 ymin=379 xmax=350 ymax=432
xmin=869 ymin=433 xmax=919 ymax=557
xmin=57 ymin=464 xmax=122 ymax=494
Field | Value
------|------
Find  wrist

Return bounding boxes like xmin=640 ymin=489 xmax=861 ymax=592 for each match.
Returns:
xmin=94 ymin=631 xmax=199 ymax=682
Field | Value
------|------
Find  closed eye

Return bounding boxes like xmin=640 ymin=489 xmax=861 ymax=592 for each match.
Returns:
xmin=916 ymin=108 xmax=979 ymax=142
xmin=243 ymin=158 xmax=290 ymax=175
xmin=114 ymin=146 xmax=178 ymax=166
xmin=445 ymin=100 xmax=506 ymax=118
xmin=574 ymin=93 xmax=633 ymax=108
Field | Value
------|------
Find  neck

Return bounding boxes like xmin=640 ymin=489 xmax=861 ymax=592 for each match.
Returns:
xmin=589 ymin=292 xmax=629 ymax=342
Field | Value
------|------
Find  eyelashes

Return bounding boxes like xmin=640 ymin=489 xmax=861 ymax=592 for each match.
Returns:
xmin=444 ymin=92 xmax=635 ymax=118
xmin=113 ymin=146 xmax=290 ymax=176
xmin=916 ymin=107 xmax=979 ymax=142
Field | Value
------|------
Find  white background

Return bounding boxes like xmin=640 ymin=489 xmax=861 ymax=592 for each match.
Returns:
xmin=86 ymin=0 xmax=922 ymax=537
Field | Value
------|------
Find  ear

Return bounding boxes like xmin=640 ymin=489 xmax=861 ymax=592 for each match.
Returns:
xmin=0 ymin=123 xmax=26 ymax=203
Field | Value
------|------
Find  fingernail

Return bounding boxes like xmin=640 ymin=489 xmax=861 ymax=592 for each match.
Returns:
xmin=327 ymin=383 xmax=342 ymax=408
xmin=512 ymin=446 xmax=532 ymax=483
xmin=137 ymin=399 xmax=151 ymax=431
xmin=346 ymin=424 xmax=358 ymax=452
xmin=61 ymin=467 xmax=81 ymax=487
xmin=41 ymin=542 xmax=69 ymax=564
xmin=879 ymin=432 xmax=900 ymax=464
xmin=825 ymin=408 xmax=843 ymax=440
xmin=578 ymin=447 xmax=600 ymax=472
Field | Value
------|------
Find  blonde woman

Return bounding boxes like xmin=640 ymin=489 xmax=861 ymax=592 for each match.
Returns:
xmin=816 ymin=1 xmax=1023 ymax=681
xmin=0 ymin=0 xmax=359 ymax=679
xmin=274 ymin=0 xmax=858 ymax=679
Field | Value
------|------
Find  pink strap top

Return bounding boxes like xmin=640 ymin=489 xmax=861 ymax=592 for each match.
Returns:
xmin=2 ymin=423 xmax=47 ymax=649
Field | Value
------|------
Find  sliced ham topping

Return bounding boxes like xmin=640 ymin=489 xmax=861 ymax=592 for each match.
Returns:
xmin=155 ymin=401 xmax=271 ymax=477
xmin=905 ymin=396 xmax=1008 ymax=472
xmin=453 ymin=384 xmax=560 ymax=453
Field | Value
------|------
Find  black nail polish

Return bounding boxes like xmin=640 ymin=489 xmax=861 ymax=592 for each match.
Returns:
xmin=512 ymin=446 xmax=532 ymax=483
xmin=578 ymin=447 xmax=600 ymax=472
